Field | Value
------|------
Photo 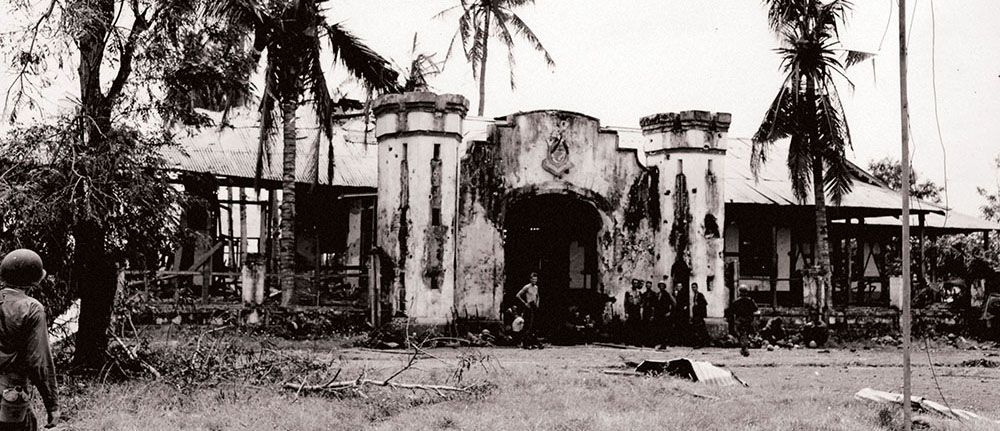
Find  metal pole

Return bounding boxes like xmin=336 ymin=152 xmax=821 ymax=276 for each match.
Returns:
xmin=899 ymin=1 xmax=913 ymax=429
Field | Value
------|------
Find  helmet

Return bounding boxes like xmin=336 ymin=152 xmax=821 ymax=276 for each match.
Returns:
xmin=0 ymin=249 xmax=46 ymax=286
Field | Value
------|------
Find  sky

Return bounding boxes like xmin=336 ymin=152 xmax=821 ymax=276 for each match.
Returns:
xmin=327 ymin=0 xmax=1000 ymax=216
xmin=1 ymin=0 xmax=998 ymax=215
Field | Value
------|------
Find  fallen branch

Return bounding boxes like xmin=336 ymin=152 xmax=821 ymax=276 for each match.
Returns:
xmin=283 ymin=378 xmax=471 ymax=395
xmin=602 ymin=369 xmax=641 ymax=376
xmin=110 ymin=332 xmax=161 ymax=379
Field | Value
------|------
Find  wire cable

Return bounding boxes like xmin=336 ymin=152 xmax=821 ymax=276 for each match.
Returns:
xmin=929 ymin=0 xmax=950 ymax=225
xmin=923 ymin=338 xmax=972 ymax=430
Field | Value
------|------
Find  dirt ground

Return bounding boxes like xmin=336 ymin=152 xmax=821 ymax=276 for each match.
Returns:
xmin=58 ymin=329 xmax=1000 ymax=430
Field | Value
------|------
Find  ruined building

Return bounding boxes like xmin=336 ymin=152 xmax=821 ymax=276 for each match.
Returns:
xmin=370 ymin=91 xmax=1000 ymax=336
xmin=373 ymin=92 xmax=733 ymax=335
xmin=162 ymin=90 xmax=999 ymax=337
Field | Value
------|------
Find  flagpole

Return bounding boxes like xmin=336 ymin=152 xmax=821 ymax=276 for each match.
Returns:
xmin=899 ymin=0 xmax=913 ymax=429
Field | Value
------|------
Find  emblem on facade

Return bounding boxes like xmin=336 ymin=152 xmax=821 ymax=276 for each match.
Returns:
xmin=542 ymin=119 xmax=574 ymax=177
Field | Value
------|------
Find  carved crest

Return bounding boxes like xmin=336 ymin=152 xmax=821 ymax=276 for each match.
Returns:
xmin=542 ymin=119 xmax=574 ymax=177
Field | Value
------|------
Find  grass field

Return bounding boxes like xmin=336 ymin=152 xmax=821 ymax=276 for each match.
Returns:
xmin=54 ymin=328 xmax=1000 ymax=430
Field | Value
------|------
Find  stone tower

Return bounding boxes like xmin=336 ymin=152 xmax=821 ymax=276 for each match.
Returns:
xmin=641 ymin=111 xmax=731 ymax=334
xmin=374 ymin=92 xmax=469 ymax=325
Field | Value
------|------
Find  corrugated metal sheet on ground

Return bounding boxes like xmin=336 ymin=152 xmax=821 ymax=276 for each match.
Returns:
xmin=165 ymin=119 xmax=377 ymax=188
xmin=635 ymin=358 xmax=748 ymax=387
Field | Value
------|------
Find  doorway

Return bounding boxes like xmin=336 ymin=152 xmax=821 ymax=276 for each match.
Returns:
xmin=504 ymin=194 xmax=603 ymax=334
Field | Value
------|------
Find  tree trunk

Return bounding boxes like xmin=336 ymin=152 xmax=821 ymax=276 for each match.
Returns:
xmin=279 ymin=98 xmax=298 ymax=307
xmin=812 ymin=153 xmax=832 ymax=318
xmin=72 ymin=0 xmax=117 ymax=366
xmin=73 ymin=221 xmax=118 ymax=367
xmin=477 ymin=10 xmax=490 ymax=117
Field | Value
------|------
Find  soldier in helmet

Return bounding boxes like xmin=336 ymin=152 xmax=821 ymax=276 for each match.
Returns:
xmin=731 ymin=285 xmax=759 ymax=357
xmin=0 ymin=249 xmax=59 ymax=430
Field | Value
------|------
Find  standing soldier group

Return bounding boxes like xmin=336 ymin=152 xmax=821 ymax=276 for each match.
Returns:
xmin=624 ymin=278 xmax=713 ymax=347
xmin=625 ymin=278 xmax=756 ymax=351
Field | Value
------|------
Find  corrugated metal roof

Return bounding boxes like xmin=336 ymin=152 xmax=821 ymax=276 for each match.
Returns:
xmin=724 ymin=138 xmax=941 ymax=213
xmin=165 ymin=119 xmax=377 ymax=188
xmin=167 ymin=119 xmax=995 ymax=232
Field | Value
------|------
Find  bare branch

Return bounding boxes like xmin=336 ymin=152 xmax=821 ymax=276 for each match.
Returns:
xmin=3 ymin=0 xmax=59 ymax=120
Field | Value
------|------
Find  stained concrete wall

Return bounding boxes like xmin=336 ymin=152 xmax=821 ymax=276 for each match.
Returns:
xmin=456 ymin=111 xmax=652 ymax=320
xmin=376 ymin=92 xmax=732 ymax=327
xmin=641 ymin=111 xmax=730 ymax=327
xmin=374 ymin=92 xmax=468 ymax=325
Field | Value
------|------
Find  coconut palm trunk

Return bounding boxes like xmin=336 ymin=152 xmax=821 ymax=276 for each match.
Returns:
xmin=477 ymin=9 xmax=490 ymax=116
xmin=279 ymin=96 xmax=298 ymax=307
xmin=812 ymin=153 xmax=832 ymax=315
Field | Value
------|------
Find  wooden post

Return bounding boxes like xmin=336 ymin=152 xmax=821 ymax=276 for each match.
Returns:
xmin=314 ymin=226 xmax=321 ymax=306
xmin=202 ymin=204 xmax=215 ymax=303
xmin=227 ymin=186 xmax=236 ymax=267
xmin=240 ymin=187 xmax=248 ymax=268
xmin=142 ymin=270 xmax=150 ymax=303
xmin=918 ymin=213 xmax=926 ymax=289
xmin=771 ymin=225 xmax=778 ymax=308
xmin=899 ymin=1 xmax=913 ymax=427
xmin=846 ymin=219 xmax=854 ymax=305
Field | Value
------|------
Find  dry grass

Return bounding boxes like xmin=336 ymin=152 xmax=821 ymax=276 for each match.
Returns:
xmin=56 ymin=328 xmax=1000 ymax=431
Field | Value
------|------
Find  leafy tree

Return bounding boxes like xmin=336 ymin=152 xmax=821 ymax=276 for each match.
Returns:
xmin=439 ymin=0 xmax=555 ymax=116
xmin=867 ymin=157 xmax=943 ymax=203
xmin=3 ymin=0 xmax=251 ymax=366
xmin=978 ymin=155 xmax=1000 ymax=222
xmin=751 ymin=0 xmax=856 ymax=315
xmin=207 ymin=0 xmax=400 ymax=306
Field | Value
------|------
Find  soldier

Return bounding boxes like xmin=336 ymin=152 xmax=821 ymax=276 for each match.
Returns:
xmin=516 ymin=273 xmax=541 ymax=336
xmin=652 ymin=281 xmax=675 ymax=348
xmin=690 ymin=282 xmax=709 ymax=346
xmin=731 ymin=285 xmax=759 ymax=357
xmin=623 ymin=279 xmax=643 ymax=345
xmin=0 ymin=249 xmax=59 ymax=430
xmin=640 ymin=280 xmax=657 ymax=345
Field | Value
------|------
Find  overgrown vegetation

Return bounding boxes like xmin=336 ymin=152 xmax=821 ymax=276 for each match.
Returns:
xmin=0 ymin=117 xmax=183 ymax=322
xmin=55 ymin=330 xmax=1000 ymax=430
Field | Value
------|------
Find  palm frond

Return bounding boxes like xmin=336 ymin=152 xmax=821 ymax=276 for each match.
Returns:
xmin=787 ymin=134 xmax=813 ymax=203
xmin=254 ymin=65 xmax=279 ymax=190
xmin=498 ymin=9 xmax=555 ymax=67
xmin=323 ymin=22 xmax=401 ymax=94
xmin=490 ymin=10 xmax=519 ymax=89
xmin=844 ymin=50 xmax=876 ymax=69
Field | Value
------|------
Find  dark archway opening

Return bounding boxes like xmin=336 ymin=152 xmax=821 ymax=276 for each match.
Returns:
xmin=504 ymin=194 xmax=603 ymax=337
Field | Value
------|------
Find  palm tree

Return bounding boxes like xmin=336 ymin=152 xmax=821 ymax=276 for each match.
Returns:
xmin=438 ymin=0 xmax=555 ymax=116
xmin=751 ymin=0 xmax=856 ymax=315
xmin=210 ymin=0 xmax=400 ymax=306
xmin=402 ymin=33 xmax=443 ymax=92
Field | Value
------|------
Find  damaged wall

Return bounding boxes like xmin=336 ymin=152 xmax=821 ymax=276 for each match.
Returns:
xmin=376 ymin=91 xmax=732 ymax=328
xmin=641 ymin=111 xmax=731 ymax=328
xmin=374 ymin=92 xmax=469 ymax=325
xmin=456 ymin=110 xmax=655 ymax=320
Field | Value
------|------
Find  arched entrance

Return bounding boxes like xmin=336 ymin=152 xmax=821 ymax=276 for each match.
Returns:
xmin=504 ymin=194 xmax=603 ymax=334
